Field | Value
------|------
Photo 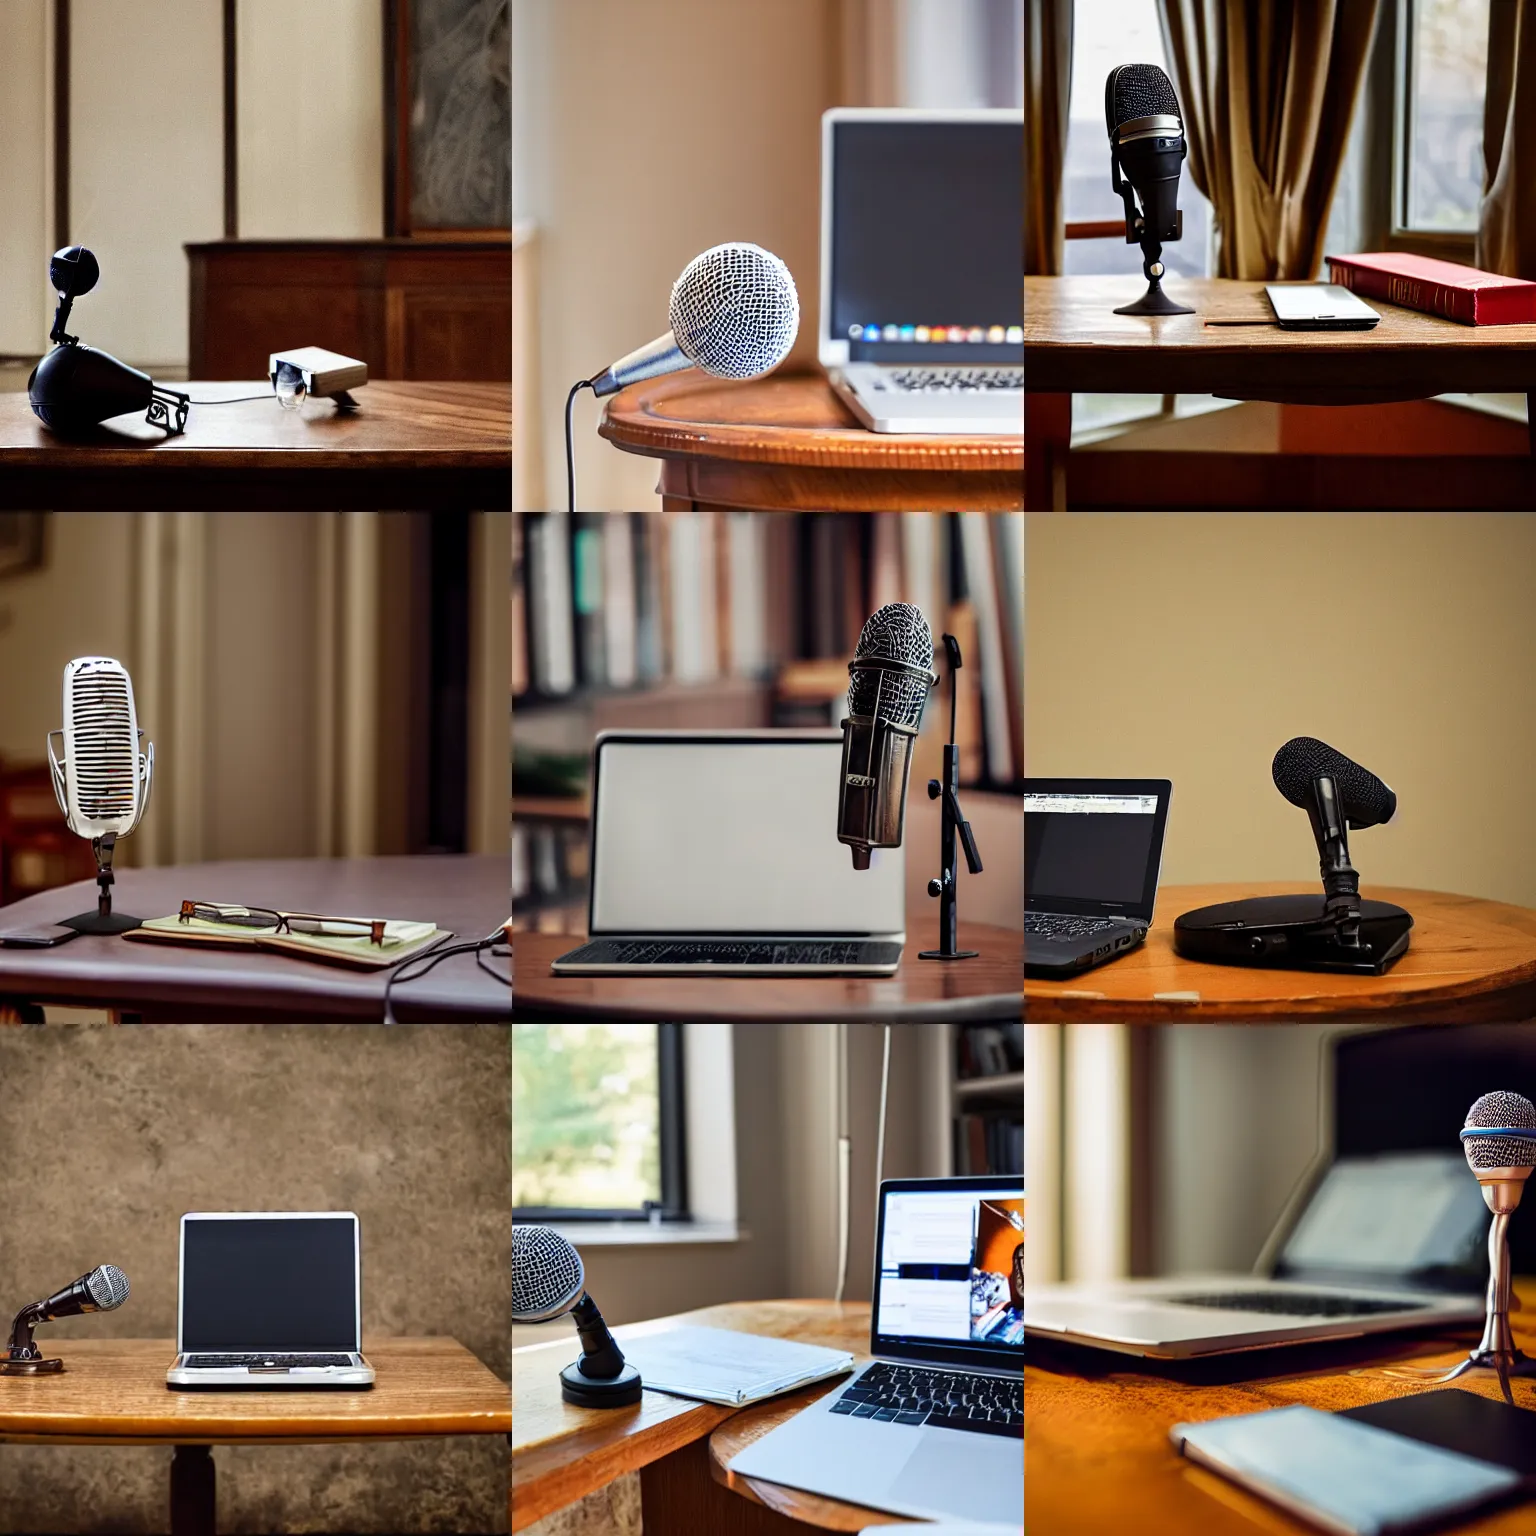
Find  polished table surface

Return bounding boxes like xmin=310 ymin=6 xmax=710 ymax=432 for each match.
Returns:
xmin=0 ymin=1337 xmax=510 ymax=1443
xmin=1025 ymin=883 xmax=1536 ymax=1024
xmin=599 ymin=369 xmax=1023 ymax=510
xmin=0 ymin=380 xmax=510 ymax=508
xmin=1028 ymin=1280 xmax=1536 ymax=1535
xmin=0 ymin=856 xmax=510 ymax=1022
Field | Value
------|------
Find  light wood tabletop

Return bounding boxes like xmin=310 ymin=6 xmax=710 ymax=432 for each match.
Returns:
xmin=1025 ymin=883 xmax=1536 ymax=1025
xmin=0 ymin=1337 xmax=510 ymax=1444
xmin=1028 ymin=1279 xmax=1536 ymax=1535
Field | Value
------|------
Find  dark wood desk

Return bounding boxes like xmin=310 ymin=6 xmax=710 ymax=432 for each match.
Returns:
xmin=599 ymin=370 xmax=1023 ymax=510
xmin=1028 ymin=1282 xmax=1536 ymax=1535
xmin=0 ymin=1336 xmax=509 ymax=1536
xmin=0 ymin=381 xmax=510 ymax=510
xmin=0 ymin=856 xmax=510 ymax=1022
xmin=1024 ymin=883 xmax=1536 ymax=1025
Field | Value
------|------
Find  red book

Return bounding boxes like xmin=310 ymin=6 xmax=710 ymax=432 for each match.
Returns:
xmin=1326 ymin=252 xmax=1536 ymax=325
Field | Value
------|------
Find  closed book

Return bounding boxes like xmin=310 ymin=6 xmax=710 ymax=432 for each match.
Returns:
xmin=1326 ymin=252 xmax=1536 ymax=325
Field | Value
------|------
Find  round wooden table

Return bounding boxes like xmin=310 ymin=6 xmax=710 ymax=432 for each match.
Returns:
xmin=599 ymin=370 xmax=1023 ymax=510
xmin=1025 ymin=883 xmax=1536 ymax=1024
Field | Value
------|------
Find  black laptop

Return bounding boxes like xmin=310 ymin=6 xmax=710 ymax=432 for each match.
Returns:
xmin=1025 ymin=778 xmax=1172 ymax=978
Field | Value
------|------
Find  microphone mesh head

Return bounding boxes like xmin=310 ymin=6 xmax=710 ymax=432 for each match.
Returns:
xmin=1109 ymin=63 xmax=1181 ymax=131
xmin=512 ymin=1225 xmax=585 ymax=1322
xmin=669 ymin=243 xmax=799 ymax=381
xmin=1271 ymin=737 xmax=1397 ymax=828
xmin=1464 ymin=1091 xmax=1536 ymax=1169
xmin=87 ymin=1264 xmax=129 ymax=1310
xmin=849 ymin=603 xmax=935 ymax=725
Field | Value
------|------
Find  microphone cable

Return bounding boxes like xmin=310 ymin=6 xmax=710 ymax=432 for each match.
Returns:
xmin=381 ymin=924 xmax=511 ymax=1025
xmin=565 ymin=376 xmax=596 ymax=512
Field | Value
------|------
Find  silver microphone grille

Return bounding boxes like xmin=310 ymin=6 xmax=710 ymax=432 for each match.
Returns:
xmin=849 ymin=603 xmax=935 ymax=726
xmin=72 ymin=664 xmax=137 ymax=824
xmin=1464 ymin=1090 xmax=1536 ymax=1169
xmin=512 ymin=1225 xmax=586 ymax=1322
xmin=86 ymin=1264 xmax=130 ymax=1310
xmin=669 ymin=243 xmax=799 ymax=381
xmin=1109 ymin=63 xmax=1182 ymax=132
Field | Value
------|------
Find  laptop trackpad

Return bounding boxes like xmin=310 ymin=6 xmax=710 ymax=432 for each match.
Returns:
xmin=889 ymin=1433 xmax=1023 ymax=1521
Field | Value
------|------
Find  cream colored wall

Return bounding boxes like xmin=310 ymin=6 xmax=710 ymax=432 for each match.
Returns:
xmin=0 ymin=0 xmax=49 ymax=356
xmin=1025 ymin=512 xmax=1536 ymax=906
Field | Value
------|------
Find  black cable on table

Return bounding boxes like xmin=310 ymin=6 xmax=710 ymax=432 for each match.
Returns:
xmin=566 ymin=377 xmax=595 ymax=512
xmin=382 ymin=928 xmax=510 ymax=1024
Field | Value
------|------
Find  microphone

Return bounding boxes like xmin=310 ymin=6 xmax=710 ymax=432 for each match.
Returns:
xmin=588 ymin=242 xmax=799 ymax=398
xmin=512 ymin=1225 xmax=642 ymax=1407
xmin=837 ymin=603 xmax=938 ymax=871
xmin=1272 ymin=737 xmax=1397 ymax=829
xmin=2 ymin=1265 xmax=130 ymax=1375
xmin=47 ymin=656 xmax=154 ymax=935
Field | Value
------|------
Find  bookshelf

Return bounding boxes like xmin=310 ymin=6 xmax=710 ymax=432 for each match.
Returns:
xmin=950 ymin=1024 xmax=1024 ymax=1178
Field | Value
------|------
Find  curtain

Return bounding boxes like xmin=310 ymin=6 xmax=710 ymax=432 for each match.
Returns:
xmin=1478 ymin=0 xmax=1536 ymax=276
xmin=1025 ymin=0 xmax=1072 ymax=275
xmin=1157 ymin=0 xmax=1379 ymax=280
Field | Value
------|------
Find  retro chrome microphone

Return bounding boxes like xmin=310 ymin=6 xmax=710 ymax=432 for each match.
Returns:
xmin=512 ymin=1226 xmax=641 ymax=1407
xmin=47 ymin=657 xmax=154 ymax=934
xmin=2 ymin=1265 xmax=130 ymax=1375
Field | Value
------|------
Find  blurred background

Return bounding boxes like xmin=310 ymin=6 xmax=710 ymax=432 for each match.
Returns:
xmin=512 ymin=0 xmax=1025 ymax=512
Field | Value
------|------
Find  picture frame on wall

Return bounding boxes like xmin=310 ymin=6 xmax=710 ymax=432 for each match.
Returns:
xmin=0 ymin=514 xmax=46 ymax=579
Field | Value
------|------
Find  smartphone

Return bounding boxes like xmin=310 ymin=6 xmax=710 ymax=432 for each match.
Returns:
xmin=1266 ymin=282 xmax=1381 ymax=330
xmin=0 ymin=924 xmax=81 ymax=947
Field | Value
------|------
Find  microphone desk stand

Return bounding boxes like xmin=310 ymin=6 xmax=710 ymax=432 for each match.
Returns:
xmin=1 ymin=1302 xmax=63 ymax=1375
xmin=59 ymin=832 xmax=143 ymax=937
xmin=920 ymin=635 xmax=983 ymax=961
xmin=1108 ymin=166 xmax=1193 ymax=316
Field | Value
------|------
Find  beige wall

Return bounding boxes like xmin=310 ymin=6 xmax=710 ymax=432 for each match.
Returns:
xmin=0 ymin=0 xmax=49 ymax=356
xmin=1025 ymin=512 xmax=1536 ymax=906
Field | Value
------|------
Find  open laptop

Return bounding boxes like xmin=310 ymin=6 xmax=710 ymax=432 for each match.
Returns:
xmin=551 ymin=730 xmax=905 ymax=976
xmin=727 ymin=1176 xmax=1022 ymax=1524
xmin=1025 ymin=778 xmax=1171 ymax=978
xmin=167 ymin=1212 xmax=375 ymax=1388
xmin=1027 ymin=1151 xmax=1488 ymax=1358
xmin=820 ymin=109 xmax=1023 ymax=435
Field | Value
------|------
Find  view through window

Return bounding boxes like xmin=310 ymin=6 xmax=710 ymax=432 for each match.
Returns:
xmin=1403 ymin=0 xmax=1489 ymax=232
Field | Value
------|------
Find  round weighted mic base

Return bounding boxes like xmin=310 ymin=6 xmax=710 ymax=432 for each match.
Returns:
xmin=1174 ymin=894 xmax=1412 ymax=975
xmin=58 ymin=910 xmax=142 ymax=936
xmin=0 ymin=1356 xmax=63 ymax=1375
xmin=1114 ymin=245 xmax=1194 ymax=317
xmin=559 ymin=1358 xmax=642 ymax=1407
xmin=919 ymin=948 xmax=979 ymax=960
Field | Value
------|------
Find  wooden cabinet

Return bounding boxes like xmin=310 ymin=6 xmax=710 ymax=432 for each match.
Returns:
xmin=186 ymin=239 xmax=510 ymax=382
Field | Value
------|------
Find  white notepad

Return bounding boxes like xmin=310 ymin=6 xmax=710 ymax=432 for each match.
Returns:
xmin=617 ymin=1325 xmax=855 ymax=1407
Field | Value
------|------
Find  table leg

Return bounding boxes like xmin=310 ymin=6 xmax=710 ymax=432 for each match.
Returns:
xmin=1025 ymin=392 xmax=1071 ymax=510
xmin=170 ymin=1443 xmax=216 ymax=1536
xmin=1528 ymin=392 xmax=1535 ymax=456
xmin=641 ymin=1437 xmax=826 ymax=1534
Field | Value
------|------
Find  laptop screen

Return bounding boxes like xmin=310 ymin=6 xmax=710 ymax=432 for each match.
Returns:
xmin=589 ymin=735 xmax=905 ymax=937
xmin=1024 ymin=778 xmax=1171 ymax=922
xmin=180 ymin=1214 xmax=360 ymax=1352
xmin=871 ymin=1179 xmax=1024 ymax=1371
xmin=826 ymin=114 xmax=1024 ymax=367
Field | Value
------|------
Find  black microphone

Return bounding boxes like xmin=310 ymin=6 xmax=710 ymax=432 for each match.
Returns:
xmin=2 ymin=1264 xmax=130 ymax=1375
xmin=837 ymin=603 xmax=938 ymax=871
xmin=1272 ymin=737 xmax=1397 ymax=829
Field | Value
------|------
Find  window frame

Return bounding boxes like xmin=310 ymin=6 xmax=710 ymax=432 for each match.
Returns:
xmin=512 ymin=1022 xmax=690 ymax=1224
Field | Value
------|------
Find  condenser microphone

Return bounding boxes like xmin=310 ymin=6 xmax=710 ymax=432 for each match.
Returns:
xmin=47 ymin=656 xmax=154 ymax=935
xmin=1272 ymin=737 xmax=1397 ymax=829
xmin=2 ymin=1265 xmax=130 ymax=1375
xmin=512 ymin=1225 xmax=642 ymax=1407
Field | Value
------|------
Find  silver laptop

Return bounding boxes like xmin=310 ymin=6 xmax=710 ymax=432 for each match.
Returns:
xmin=820 ymin=108 xmax=1023 ymax=436
xmin=167 ymin=1212 xmax=375 ymax=1388
xmin=1027 ymin=1152 xmax=1487 ymax=1358
xmin=727 ymin=1177 xmax=1022 ymax=1526
xmin=551 ymin=730 xmax=905 ymax=976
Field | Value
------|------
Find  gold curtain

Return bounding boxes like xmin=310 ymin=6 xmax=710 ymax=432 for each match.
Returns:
xmin=1157 ymin=0 xmax=1379 ymax=279
xmin=1479 ymin=0 xmax=1536 ymax=276
xmin=1025 ymin=0 xmax=1073 ymax=275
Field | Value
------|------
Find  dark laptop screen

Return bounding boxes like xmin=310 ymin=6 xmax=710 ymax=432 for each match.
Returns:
xmin=831 ymin=118 xmax=1024 ymax=366
xmin=181 ymin=1216 xmax=358 ymax=1352
xmin=1025 ymin=782 xmax=1169 ymax=919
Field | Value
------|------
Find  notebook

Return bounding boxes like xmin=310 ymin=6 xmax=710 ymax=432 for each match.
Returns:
xmin=616 ymin=1325 xmax=854 ymax=1407
xmin=123 ymin=912 xmax=448 ymax=970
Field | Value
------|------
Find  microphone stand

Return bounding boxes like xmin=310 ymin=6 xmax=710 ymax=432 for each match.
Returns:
xmin=1109 ymin=154 xmax=1193 ymax=317
xmin=920 ymin=635 xmax=983 ymax=961
xmin=1 ymin=1301 xmax=63 ymax=1375
xmin=59 ymin=831 xmax=143 ymax=936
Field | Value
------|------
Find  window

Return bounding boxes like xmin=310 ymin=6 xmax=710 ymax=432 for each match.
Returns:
xmin=512 ymin=1023 xmax=688 ymax=1220
xmin=1397 ymin=0 xmax=1489 ymax=235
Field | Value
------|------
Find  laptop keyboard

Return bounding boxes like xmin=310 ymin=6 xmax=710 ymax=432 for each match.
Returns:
xmin=828 ymin=1362 xmax=1022 ymax=1438
xmin=1164 ymin=1291 xmax=1429 ymax=1318
xmin=557 ymin=939 xmax=901 ymax=967
xmin=887 ymin=368 xmax=1023 ymax=393
xmin=1025 ymin=913 xmax=1122 ymax=941
xmin=183 ymin=1353 xmax=355 ymax=1368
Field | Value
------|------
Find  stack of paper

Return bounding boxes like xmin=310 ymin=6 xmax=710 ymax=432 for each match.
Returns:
xmin=615 ymin=1325 xmax=854 ymax=1407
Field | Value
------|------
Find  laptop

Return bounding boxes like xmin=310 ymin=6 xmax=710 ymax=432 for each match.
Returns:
xmin=167 ymin=1212 xmax=375 ymax=1388
xmin=1027 ymin=1151 xmax=1487 ymax=1358
xmin=820 ymin=109 xmax=1023 ymax=435
xmin=551 ymin=731 xmax=906 ymax=976
xmin=1025 ymin=778 xmax=1171 ymax=978
xmin=727 ymin=1176 xmax=1022 ymax=1524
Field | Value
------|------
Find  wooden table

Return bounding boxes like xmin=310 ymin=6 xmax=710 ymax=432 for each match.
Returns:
xmin=1028 ymin=1280 xmax=1536 ymax=1535
xmin=0 ymin=381 xmax=510 ymax=510
xmin=599 ymin=370 xmax=1023 ymax=510
xmin=0 ymin=1336 xmax=510 ymax=1536
xmin=1025 ymin=884 xmax=1536 ymax=1025
xmin=0 ymin=855 xmax=510 ymax=1022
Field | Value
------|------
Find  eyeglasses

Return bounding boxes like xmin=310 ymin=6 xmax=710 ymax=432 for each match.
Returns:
xmin=178 ymin=901 xmax=388 ymax=947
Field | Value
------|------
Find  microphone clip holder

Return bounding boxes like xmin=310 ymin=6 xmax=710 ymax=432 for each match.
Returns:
xmin=920 ymin=634 xmax=983 ymax=961
xmin=1109 ymin=154 xmax=1192 ymax=317
xmin=559 ymin=1293 xmax=641 ymax=1407
xmin=1 ymin=1303 xmax=63 ymax=1376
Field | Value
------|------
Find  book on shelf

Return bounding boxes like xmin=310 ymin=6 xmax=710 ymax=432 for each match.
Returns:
xmin=955 ymin=1110 xmax=1023 ymax=1176
xmin=1326 ymin=252 xmax=1536 ymax=325
xmin=958 ymin=1023 xmax=1023 ymax=1079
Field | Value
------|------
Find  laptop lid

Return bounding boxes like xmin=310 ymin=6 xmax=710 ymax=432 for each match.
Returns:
xmin=819 ymin=108 xmax=1024 ymax=371
xmin=588 ymin=731 xmax=905 ymax=939
xmin=1024 ymin=778 xmax=1172 ymax=925
xmin=177 ymin=1212 xmax=362 ymax=1353
xmin=871 ymin=1176 xmax=1024 ymax=1375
